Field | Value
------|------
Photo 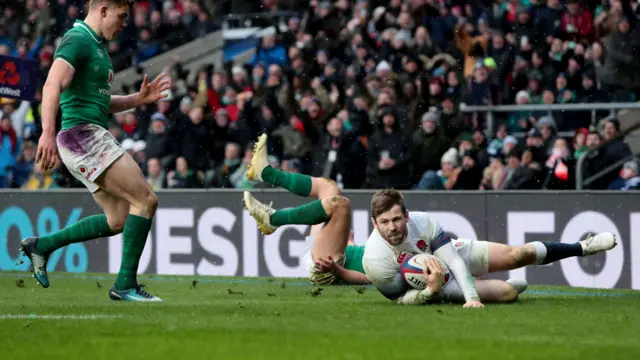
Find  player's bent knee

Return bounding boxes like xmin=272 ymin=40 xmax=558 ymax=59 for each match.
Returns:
xmin=330 ymin=195 xmax=351 ymax=209
xmin=498 ymin=285 xmax=519 ymax=303
xmin=145 ymin=192 xmax=159 ymax=214
xmin=135 ymin=190 xmax=159 ymax=218
xmin=321 ymin=195 xmax=350 ymax=217
xmin=323 ymin=178 xmax=341 ymax=194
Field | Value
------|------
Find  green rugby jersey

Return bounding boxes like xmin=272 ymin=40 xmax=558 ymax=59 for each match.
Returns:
xmin=54 ymin=20 xmax=114 ymax=130
xmin=344 ymin=245 xmax=365 ymax=274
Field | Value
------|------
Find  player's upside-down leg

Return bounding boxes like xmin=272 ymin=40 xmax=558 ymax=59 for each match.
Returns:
xmin=242 ymin=133 xmax=369 ymax=285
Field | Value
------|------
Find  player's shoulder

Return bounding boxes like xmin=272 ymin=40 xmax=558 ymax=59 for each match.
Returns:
xmin=407 ymin=211 xmax=436 ymax=226
xmin=59 ymin=27 xmax=92 ymax=46
xmin=363 ymin=230 xmax=391 ymax=258
xmin=408 ymin=211 xmax=431 ymax=219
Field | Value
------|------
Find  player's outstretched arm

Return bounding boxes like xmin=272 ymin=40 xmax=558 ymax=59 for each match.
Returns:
xmin=314 ymin=256 xmax=371 ymax=285
xmin=109 ymin=73 xmax=172 ymax=113
xmin=337 ymin=268 xmax=371 ymax=285
xmin=433 ymin=240 xmax=483 ymax=308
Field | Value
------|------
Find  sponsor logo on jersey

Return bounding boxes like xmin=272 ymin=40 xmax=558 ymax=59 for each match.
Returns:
xmin=416 ymin=239 xmax=427 ymax=251
xmin=99 ymin=69 xmax=114 ymax=95
xmin=77 ymin=165 xmax=87 ymax=174
xmin=96 ymin=49 xmax=104 ymax=58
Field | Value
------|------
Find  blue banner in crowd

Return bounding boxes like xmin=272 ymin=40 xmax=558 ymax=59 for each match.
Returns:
xmin=0 ymin=55 xmax=39 ymax=101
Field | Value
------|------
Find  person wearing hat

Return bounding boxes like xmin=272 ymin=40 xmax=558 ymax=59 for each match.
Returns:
xmin=145 ymin=112 xmax=174 ymax=170
xmin=608 ymin=160 xmax=640 ymax=190
xmin=440 ymin=94 xmax=465 ymax=140
xmin=412 ymin=108 xmax=450 ymax=185
xmin=526 ymin=69 xmax=543 ymax=103
xmin=525 ymin=127 xmax=548 ymax=165
xmin=366 ymin=105 xmax=412 ymax=189
xmin=415 ymin=147 xmax=459 ymax=190
xmin=537 ymin=115 xmax=557 ymax=154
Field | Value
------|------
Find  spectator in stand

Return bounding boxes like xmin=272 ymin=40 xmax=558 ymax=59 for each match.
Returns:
xmin=10 ymin=139 xmax=36 ymax=188
xmin=600 ymin=15 xmax=640 ymax=100
xmin=411 ymin=108 xmax=450 ymax=185
xmin=583 ymin=118 xmax=632 ymax=189
xmin=146 ymin=157 xmax=167 ymax=190
xmin=167 ymin=156 xmax=202 ymax=189
xmin=0 ymin=115 xmax=19 ymax=188
xmin=608 ymin=160 xmax=640 ymax=190
xmin=366 ymin=106 xmax=412 ymax=189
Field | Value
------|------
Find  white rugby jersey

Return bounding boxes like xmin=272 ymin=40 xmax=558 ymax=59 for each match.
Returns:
xmin=363 ymin=212 xmax=478 ymax=304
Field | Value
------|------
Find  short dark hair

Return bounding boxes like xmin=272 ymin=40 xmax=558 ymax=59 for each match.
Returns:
xmin=371 ymin=189 xmax=406 ymax=220
xmin=91 ymin=0 xmax=134 ymax=8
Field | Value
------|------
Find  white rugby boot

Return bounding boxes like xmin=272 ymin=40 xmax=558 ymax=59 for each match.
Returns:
xmin=247 ymin=133 xmax=269 ymax=182
xmin=580 ymin=232 xmax=617 ymax=256
xmin=242 ymin=191 xmax=278 ymax=235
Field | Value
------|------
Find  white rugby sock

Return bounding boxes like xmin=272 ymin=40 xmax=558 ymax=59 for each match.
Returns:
xmin=529 ymin=241 xmax=547 ymax=265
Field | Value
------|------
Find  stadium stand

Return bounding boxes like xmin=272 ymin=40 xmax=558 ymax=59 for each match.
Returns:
xmin=1 ymin=0 xmax=639 ymax=191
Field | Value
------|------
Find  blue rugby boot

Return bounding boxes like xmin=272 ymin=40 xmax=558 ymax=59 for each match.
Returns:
xmin=20 ymin=237 xmax=50 ymax=288
xmin=108 ymin=284 xmax=163 ymax=302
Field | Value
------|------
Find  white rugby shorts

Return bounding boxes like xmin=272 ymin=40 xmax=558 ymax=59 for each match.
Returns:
xmin=57 ymin=123 xmax=125 ymax=193
xmin=431 ymin=238 xmax=490 ymax=303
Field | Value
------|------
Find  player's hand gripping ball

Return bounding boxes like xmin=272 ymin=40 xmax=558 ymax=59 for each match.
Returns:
xmin=401 ymin=254 xmax=451 ymax=290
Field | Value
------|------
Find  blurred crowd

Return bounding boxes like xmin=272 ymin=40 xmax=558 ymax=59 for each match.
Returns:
xmin=1 ymin=0 xmax=640 ymax=191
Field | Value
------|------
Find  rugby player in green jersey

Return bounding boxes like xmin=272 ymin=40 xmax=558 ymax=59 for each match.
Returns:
xmin=21 ymin=0 xmax=171 ymax=301
xmin=242 ymin=134 xmax=371 ymax=285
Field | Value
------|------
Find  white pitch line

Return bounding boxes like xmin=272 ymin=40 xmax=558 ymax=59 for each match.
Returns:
xmin=0 ymin=314 xmax=125 ymax=320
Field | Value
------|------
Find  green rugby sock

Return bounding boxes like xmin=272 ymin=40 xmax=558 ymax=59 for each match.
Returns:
xmin=36 ymin=214 xmax=118 ymax=255
xmin=261 ymin=166 xmax=312 ymax=196
xmin=270 ymin=200 xmax=328 ymax=226
xmin=115 ymin=215 xmax=152 ymax=290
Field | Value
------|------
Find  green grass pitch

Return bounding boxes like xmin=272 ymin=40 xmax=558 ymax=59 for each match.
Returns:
xmin=1 ymin=272 xmax=639 ymax=360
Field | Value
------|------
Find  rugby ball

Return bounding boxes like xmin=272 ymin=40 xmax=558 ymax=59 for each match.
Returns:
xmin=401 ymin=254 xmax=451 ymax=290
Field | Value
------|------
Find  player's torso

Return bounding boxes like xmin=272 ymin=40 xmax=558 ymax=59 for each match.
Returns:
xmin=365 ymin=212 xmax=440 ymax=271
xmin=59 ymin=26 xmax=113 ymax=130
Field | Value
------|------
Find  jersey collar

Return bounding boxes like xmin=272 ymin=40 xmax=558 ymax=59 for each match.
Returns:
xmin=73 ymin=20 xmax=105 ymax=44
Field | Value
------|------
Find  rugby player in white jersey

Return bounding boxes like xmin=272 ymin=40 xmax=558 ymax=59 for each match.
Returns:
xmin=363 ymin=189 xmax=617 ymax=306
